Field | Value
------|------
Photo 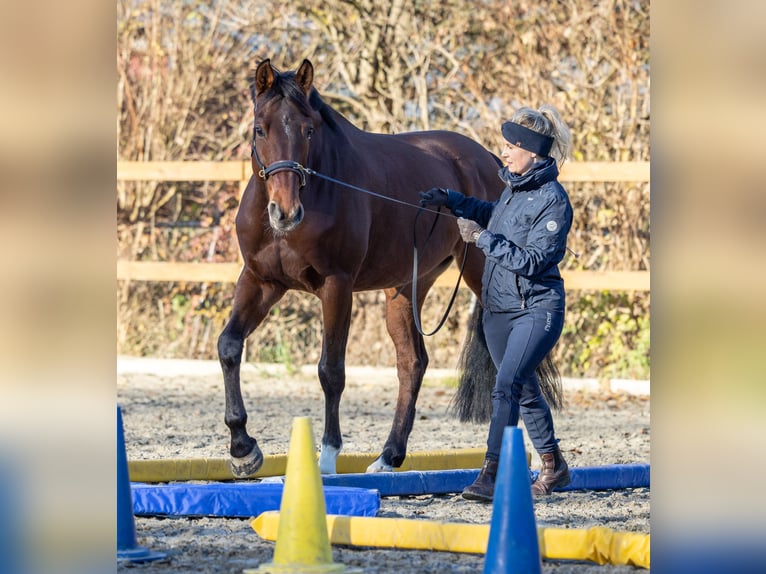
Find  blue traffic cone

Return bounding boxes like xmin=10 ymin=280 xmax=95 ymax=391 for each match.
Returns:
xmin=483 ymin=426 xmax=542 ymax=574
xmin=0 ymin=455 xmax=25 ymax=574
xmin=117 ymin=406 xmax=166 ymax=563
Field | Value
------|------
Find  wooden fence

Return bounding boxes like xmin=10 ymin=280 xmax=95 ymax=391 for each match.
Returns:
xmin=117 ymin=161 xmax=650 ymax=291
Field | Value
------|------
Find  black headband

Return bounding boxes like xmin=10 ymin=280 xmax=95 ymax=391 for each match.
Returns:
xmin=501 ymin=121 xmax=554 ymax=156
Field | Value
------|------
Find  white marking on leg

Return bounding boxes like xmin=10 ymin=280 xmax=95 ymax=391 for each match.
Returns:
xmin=319 ymin=443 xmax=341 ymax=474
xmin=366 ymin=456 xmax=393 ymax=473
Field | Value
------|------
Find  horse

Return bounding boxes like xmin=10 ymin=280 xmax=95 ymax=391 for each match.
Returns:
xmin=218 ymin=58 xmax=562 ymax=477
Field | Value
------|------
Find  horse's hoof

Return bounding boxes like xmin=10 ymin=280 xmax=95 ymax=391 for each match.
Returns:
xmin=229 ymin=444 xmax=264 ymax=478
xmin=366 ymin=456 xmax=393 ymax=473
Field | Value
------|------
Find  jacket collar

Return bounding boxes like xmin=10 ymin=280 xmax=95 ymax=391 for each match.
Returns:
xmin=498 ymin=156 xmax=559 ymax=192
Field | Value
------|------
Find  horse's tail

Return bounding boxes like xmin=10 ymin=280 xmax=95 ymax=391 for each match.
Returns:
xmin=536 ymin=348 xmax=565 ymax=411
xmin=450 ymin=299 xmax=495 ymax=423
xmin=450 ymin=299 xmax=564 ymax=423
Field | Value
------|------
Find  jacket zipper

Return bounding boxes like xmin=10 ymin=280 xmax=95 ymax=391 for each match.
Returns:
xmin=515 ymin=275 xmax=526 ymax=309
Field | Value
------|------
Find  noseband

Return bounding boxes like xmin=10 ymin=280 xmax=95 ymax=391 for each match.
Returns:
xmin=251 ymin=140 xmax=308 ymax=187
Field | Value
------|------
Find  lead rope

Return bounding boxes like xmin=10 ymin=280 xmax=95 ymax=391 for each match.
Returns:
xmin=411 ymin=207 xmax=470 ymax=336
xmin=251 ymin=158 xmax=575 ymax=336
xmin=295 ymin=165 xmax=579 ymax=259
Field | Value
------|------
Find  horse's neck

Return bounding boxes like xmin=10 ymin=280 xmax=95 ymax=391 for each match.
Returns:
xmin=312 ymin=123 xmax=359 ymax=174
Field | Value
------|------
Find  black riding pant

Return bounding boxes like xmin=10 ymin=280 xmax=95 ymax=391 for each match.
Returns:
xmin=482 ymin=307 xmax=564 ymax=461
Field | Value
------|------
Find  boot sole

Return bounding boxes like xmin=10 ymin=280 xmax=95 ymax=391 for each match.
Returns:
xmin=461 ymin=490 xmax=493 ymax=503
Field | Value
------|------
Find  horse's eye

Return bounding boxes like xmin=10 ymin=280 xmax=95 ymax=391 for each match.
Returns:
xmin=306 ymin=126 xmax=314 ymax=140
xmin=254 ymin=126 xmax=265 ymax=138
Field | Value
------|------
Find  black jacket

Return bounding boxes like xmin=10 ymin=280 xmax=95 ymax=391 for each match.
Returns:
xmin=445 ymin=157 xmax=573 ymax=312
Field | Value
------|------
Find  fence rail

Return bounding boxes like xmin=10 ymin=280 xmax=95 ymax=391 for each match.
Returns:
xmin=115 ymin=261 xmax=649 ymax=291
xmin=117 ymin=160 xmax=650 ymax=183
xmin=117 ymin=161 xmax=650 ymax=292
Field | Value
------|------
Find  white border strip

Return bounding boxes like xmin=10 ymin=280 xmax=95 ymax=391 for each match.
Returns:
xmin=117 ymin=357 xmax=649 ymax=395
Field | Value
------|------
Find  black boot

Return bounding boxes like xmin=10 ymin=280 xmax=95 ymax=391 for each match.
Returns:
xmin=531 ymin=446 xmax=570 ymax=496
xmin=462 ymin=458 xmax=498 ymax=502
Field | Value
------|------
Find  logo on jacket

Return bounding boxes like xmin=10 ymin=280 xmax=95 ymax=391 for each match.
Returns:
xmin=546 ymin=220 xmax=558 ymax=232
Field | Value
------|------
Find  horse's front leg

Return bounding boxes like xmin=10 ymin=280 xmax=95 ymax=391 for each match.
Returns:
xmin=316 ymin=276 xmax=353 ymax=474
xmin=367 ymin=286 xmax=430 ymax=472
xmin=218 ymin=273 xmax=285 ymax=477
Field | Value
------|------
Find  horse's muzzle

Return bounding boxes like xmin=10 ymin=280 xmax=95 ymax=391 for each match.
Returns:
xmin=268 ymin=200 xmax=304 ymax=232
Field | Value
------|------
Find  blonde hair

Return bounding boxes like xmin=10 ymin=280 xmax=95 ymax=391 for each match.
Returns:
xmin=509 ymin=105 xmax=572 ymax=167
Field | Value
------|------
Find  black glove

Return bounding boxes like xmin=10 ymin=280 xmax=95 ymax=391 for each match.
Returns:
xmin=418 ymin=187 xmax=451 ymax=208
xmin=457 ymin=218 xmax=486 ymax=243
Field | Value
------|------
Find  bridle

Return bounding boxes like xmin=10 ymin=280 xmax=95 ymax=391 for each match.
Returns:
xmin=251 ymin=137 xmax=308 ymax=187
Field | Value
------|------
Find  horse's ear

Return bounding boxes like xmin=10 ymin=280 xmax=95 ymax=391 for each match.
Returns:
xmin=295 ymin=59 xmax=314 ymax=96
xmin=254 ymin=59 xmax=275 ymax=97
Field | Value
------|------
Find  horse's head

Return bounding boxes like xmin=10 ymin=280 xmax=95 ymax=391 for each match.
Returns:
xmin=250 ymin=58 xmax=319 ymax=233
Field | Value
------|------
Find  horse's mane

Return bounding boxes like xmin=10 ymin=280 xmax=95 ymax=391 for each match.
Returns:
xmin=308 ymin=90 xmax=344 ymax=133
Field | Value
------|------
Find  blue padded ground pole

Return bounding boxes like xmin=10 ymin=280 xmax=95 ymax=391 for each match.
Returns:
xmin=130 ymin=464 xmax=648 ymax=518
xmin=322 ymin=469 xmax=478 ymax=495
xmin=131 ymin=482 xmax=380 ymax=518
xmin=322 ymin=463 xmax=649 ymax=497
xmin=533 ymin=463 xmax=650 ymax=492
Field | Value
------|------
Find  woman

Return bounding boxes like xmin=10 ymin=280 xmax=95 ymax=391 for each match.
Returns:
xmin=419 ymin=105 xmax=574 ymax=501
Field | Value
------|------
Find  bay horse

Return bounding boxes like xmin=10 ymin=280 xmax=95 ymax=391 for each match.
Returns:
xmin=218 ymin=58 xmax=562 ymax=477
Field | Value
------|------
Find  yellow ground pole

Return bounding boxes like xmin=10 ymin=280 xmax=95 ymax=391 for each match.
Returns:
xmin=128 ymin=447 xmax=489 ymax=482
xmin=251 ymin=512 xmax=650 ymax=570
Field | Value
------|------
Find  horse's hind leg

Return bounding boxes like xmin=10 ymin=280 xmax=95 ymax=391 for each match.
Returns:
xmin=218 ymin=275 xmax=285 ymax=477
xmin=366 ymin=285 xmax=430 ymax=472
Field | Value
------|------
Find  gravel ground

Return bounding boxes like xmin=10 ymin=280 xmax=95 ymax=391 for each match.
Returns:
xmin=117 ymin=359 xmax=650 ymax=573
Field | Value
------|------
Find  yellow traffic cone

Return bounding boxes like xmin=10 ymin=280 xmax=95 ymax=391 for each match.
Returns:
xmin=245 ymin=417 xmax=359 ymax=573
